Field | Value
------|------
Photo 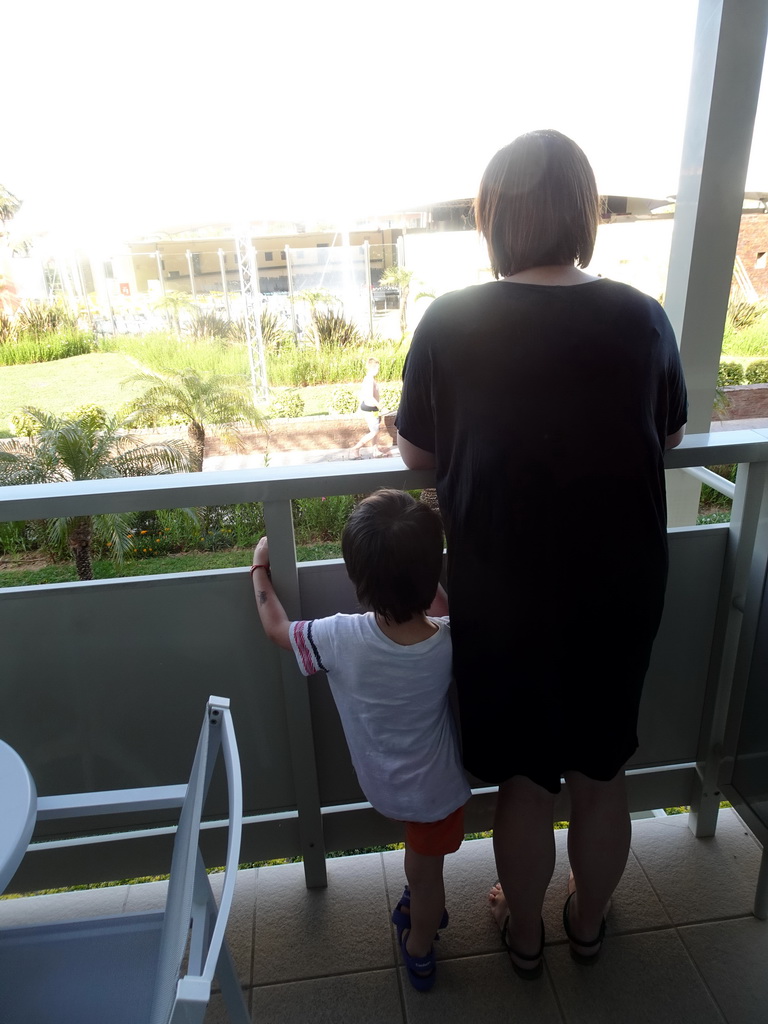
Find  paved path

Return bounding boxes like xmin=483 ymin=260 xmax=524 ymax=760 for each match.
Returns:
xmin=203 ymin=446 xmax=400 ymax=471
xmin=203 ymin=418 xmax=768 ymax=472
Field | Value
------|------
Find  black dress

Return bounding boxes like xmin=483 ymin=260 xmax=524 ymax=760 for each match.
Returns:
xmin=396 ymin=278 xmax=688 ymax=794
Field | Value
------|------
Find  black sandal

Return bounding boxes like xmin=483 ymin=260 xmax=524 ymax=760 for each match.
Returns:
xmin=562 ymin=891 xmax=606 ymax=965
xmin=500 ymin=916 xmax=545 ymax=980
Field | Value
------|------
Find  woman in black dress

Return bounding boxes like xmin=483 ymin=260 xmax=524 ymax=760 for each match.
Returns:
xmin=396 ymin=130 xmax=687 ymax=976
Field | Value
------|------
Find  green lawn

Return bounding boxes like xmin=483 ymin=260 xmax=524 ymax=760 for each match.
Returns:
xmin=0 ymin=543 xmax=344 ymax=588
xmin=0 ymin=353 xmax=145 ymax=436
xmin=0 ymin=357 xmax=357 ymax=436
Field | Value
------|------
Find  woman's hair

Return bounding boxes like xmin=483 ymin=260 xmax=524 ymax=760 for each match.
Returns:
xmin=341 ymin=489 xmax=444 ymax=624
xmin=474 ymin=129 xmax=600 ymax=279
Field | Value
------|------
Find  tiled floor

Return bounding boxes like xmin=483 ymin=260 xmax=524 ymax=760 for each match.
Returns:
xmin=1 ymin=809 xmax=766 ymax=1023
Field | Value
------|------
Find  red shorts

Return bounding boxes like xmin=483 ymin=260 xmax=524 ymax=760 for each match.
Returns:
xmin=403 ymin=805 xmax=465 ymax=856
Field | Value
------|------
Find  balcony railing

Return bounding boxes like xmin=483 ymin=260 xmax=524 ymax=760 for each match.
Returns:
xmin=1 ymin=432 xmax=767 ymax=914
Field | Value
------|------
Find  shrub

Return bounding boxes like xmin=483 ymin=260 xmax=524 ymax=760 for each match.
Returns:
xmin=718 ymin=361 xmax=745 ymax=386
xmin=0 ymin=521 xmax=35 ymax=556
xmin=292 ymin=495 xmax=358 ymax=543
xmin=744 ymin=359 xmax=768 ymax=384
xmin=727 ymin=299 xmax=766 ymax=332
xmin=227 ymin=503 xmax=266 ymax=547
xmin=379 ymin=382 xmax=402 ymax=411
xmin=268 ymin=391 xmax=305 ymax=418
xmin=118 ymin=504 xmax=267 ymax=559
xmin=186 ymin=310 xmax=235 ymax=341
xmin=328 ymin=382 xmax=401 ymax=416
xmin=119 ymin=403 xmax=187 ymax=429
xmin=66 ymin=404 xmax=109 ymax=432
xmin=329 ymin=386 xmax=359 ymax=415
xmin=260 ymin=310 xmax=294 ymax=351
xmin=9 ymin=409 xmax=42 ymax=437
xmin=15 ymin=302 xmax=78 ymax=336
xmin=0 ymin=310 xmax=16 ymax=344
xmin=697 ymin=511 xmax=731 ymax=525
xmin=713 ymin=387 xmax=729 ymax=418
xmin=306 ymin=308 xmax=365 ymax=349
xmin=11 ymin=404 xmax=109 ymax=438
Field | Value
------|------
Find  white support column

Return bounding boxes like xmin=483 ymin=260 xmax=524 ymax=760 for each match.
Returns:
xmin=262 ymin=499 xmax=327 ymax=888
xmin=217 ymin=249 xmax=230 ymax=319
xmin=664 ymin=0 xmax=768 ymax=524
xmin=363 ymin=239 xmax=374 ymax=338
xmin=755 ymin=848 xmax=768 ymax=919
xmin=185 ymin=249 xmax=197 ymax=303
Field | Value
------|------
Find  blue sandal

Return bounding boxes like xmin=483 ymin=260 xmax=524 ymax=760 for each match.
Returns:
xmin=391 ymin=885 xmax=449 ymax=944
xmin=400 ymin=930 xmax=436 ymax=992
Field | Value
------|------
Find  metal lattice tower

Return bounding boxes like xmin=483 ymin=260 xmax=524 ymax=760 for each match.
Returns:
xmin=235 ymin=233 xmax=269 ymax=404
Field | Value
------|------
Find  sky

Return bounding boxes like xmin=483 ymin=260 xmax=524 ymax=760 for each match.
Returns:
xmin=3 ymin=0 xmax=767 ymax=247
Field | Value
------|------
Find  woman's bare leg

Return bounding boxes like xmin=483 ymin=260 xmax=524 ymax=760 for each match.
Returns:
xmin=350 ymin=427 xmax=378 ymax=452
xmin=491 ymin=776 xmax=556 ymax=960
xmin=564 ymin=769 xmax=630 ymax=949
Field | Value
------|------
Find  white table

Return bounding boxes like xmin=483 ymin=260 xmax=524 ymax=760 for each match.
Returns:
xmin=0 ymin=740 xmax=37 ymax=893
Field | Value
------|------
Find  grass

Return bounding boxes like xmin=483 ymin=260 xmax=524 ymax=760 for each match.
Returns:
xmin=0 ymin=352 xmax=145 ymax=437
xmin=100 ymin=333 xmax=406 ymax=388
xmin=0 ymin=543 xmax=343 ymax=588
xmin=722 ymin=322 xmax=768 ymax=358
xmin=100 ymin=332 xmax=249 ymax=376
xmin=0 ymin=345 xmax=399 ymax=437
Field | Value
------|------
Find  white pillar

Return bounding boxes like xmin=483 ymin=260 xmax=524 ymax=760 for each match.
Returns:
xmin=664 ymin=0 xmax=768 ymax=524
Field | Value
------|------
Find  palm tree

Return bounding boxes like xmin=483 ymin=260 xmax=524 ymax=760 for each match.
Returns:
xmin=0 ymin=408 xmax=192 ymax=581
xmin=127 ymin=368 xmax=268 ymax=472
xmin=152 ymin=290 xmax=196 ymax=334
xmin=0 ymin=185 xmax=22 ymax=234
xmin=379 ymin=265 xmax=414 ymax=337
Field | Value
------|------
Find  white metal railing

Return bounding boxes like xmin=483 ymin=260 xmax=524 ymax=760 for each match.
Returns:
xmin=682 ymin=465 xmax=736 ymax=500
xmin=2 ymin=431 xmax=768 ymax=892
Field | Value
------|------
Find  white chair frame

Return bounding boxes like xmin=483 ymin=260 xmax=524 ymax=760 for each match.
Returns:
xmin=0 ymin=695 xmax=250 ymax=1024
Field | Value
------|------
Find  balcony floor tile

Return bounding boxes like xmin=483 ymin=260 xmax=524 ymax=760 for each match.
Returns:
xmin=399 ymin=952 xmax=564 ymax=1024
xmin=249 ymin=969 xmax=403 ymax=1024
xmin=0 ymin=882 xmax=129 ymax=926
xmin=251 ymin=852 xmax=395 ymax=986
xmin=545 ymin=930 xmax=726 ymax=1024
xmin=678 ymin=917 xmax=768 ymax=1024
xmin=628 ymin=809 xmax=762 ymax=924
xmin=5 ymin=809 xmax=768 ymax=1024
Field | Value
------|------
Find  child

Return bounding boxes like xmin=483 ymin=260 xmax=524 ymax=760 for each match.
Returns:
xmin=251 ymin=489 xmax=470 ymax=992
xmin=350 ymin=357 xmax=389 ymax=457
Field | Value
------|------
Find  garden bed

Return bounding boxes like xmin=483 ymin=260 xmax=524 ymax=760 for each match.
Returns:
xmin=134 ymin=413 xmax=398 ymax=457
xmin=717 ymin=383 xmax=768 ymax=421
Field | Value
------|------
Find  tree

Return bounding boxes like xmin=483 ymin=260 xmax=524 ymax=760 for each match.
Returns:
xmin=0 ymin=186 xmax=23 ymax=313
xmin=379 ymin=265 xmax=414 ymax=337
xmin=0 ymin=185 xmax=22 ymax=234
xmin=127 ymin=368 xmax=268 ymax=472
xmin=0 ymin=408 xmax=192 ymax=581
xmin=152 ymin=290 xmax=196 ymax=334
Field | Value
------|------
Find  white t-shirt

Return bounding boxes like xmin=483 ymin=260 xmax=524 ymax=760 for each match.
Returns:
xmin=289 ymin=612 xmax=471 ymax=823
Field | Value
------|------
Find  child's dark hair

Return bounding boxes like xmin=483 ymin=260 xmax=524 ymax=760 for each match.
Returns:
xmin=341 ymin=489 xmax=444 ymax=624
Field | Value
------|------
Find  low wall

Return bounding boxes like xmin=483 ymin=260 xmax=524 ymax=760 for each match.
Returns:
xmin=719 ymin=384 xmax=768 ymax=421
xmin=137 ymin=413 xmax=398 ymax=458
xmin=138 ymin=385 xmax=768 ymax=456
